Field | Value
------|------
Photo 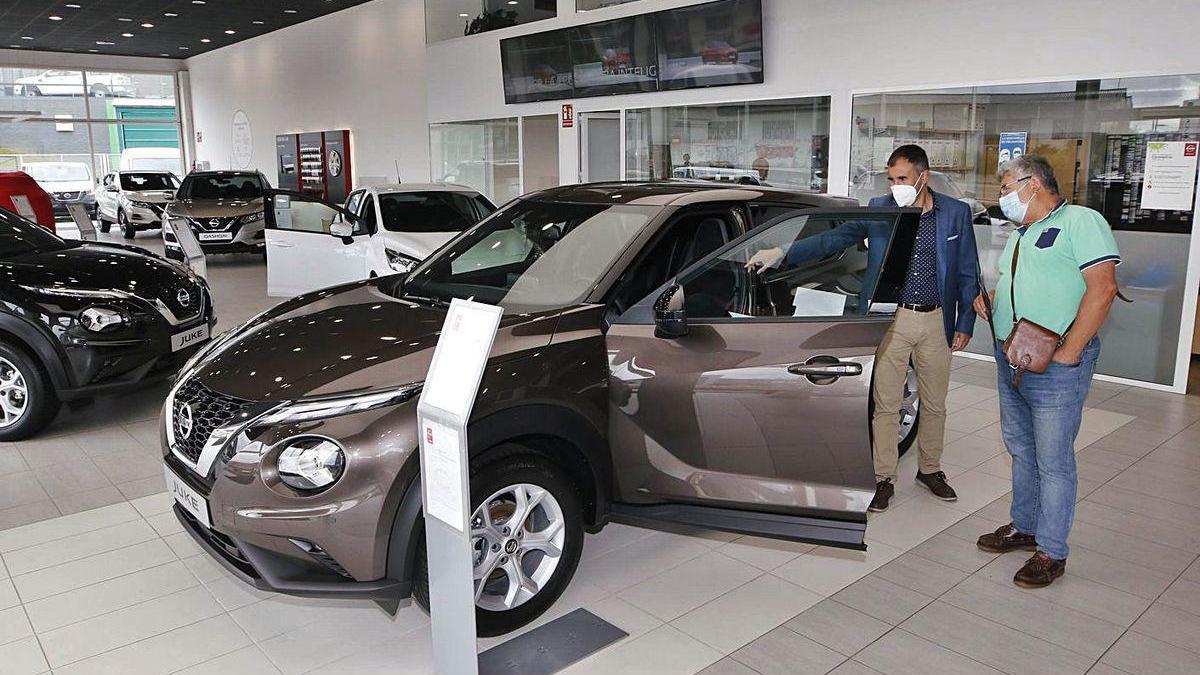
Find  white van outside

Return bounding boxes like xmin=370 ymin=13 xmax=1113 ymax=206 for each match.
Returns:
xmin=118 ymin=148 xmax=183 ymax=177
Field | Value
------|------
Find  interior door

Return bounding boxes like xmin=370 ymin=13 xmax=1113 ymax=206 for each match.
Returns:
xmin=580 ymin=113 xmax=621 ymax=183
xmin=606 ymin=207 xmax=919 ymax=549
xmin=264 ymin=190 xmax=368 ymax=297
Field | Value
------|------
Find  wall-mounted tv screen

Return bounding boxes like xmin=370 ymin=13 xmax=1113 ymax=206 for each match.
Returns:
xmin=499 ymin=0 xmax=763 ymax=104
xmin=656 ymin=0 xmax=764 ymax=90
xmin=569 ymin=16 xmax=658 ymax=98
xmin=501 ymin=30 xmax=574 ymax=104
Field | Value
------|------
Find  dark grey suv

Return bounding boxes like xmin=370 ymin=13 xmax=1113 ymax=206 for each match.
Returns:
xmin=162 ymin=182 xmax=920 ymax=636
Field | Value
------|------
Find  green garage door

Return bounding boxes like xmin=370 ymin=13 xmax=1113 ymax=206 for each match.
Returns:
xmin=115 ymin=106 xmax=179 ymax=150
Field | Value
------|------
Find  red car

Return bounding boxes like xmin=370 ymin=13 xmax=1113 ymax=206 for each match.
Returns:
xmin=0 ymin=172 xmax=55 ymax=232
xmin=701 ymin=40 xmax=739 ymax=64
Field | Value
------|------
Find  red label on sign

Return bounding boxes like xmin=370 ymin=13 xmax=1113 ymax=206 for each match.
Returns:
xmin=562 ymin=104 xmax=574 ymax=128
xmin=1186 ymin=143 xmax=1197 ymax=157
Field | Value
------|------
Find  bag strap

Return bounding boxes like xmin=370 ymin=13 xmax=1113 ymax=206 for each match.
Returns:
xmin=1010 ymin=236 xmax=1021 ymax=328
xmin=977 ymin=258 xmax=997 ymax=342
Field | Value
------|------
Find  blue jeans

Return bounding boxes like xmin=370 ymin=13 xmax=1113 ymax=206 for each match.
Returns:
xmin=994 ymin=337 xmax=1100 ymax=560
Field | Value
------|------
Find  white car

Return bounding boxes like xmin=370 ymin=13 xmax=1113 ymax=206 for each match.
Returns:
xmin=15 ymin=70 xmax=135 ymax=97
xmin=96 ymin=171 xmax=180 ymax=238
xmin=264 ymin=183 xmax=495 ymax=297
xmin=22 ymin=162 xmax=96 ymax=218
xmin=119 ymin=147 xmax=183 ymax=177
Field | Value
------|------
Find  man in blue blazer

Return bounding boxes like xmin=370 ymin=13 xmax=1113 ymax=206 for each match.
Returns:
xmin=747 ymin=145 xmax=980 ymax=512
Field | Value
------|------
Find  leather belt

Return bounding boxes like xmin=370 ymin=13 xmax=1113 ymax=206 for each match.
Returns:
xmin=900 ymin=303 xmax=940 ymax=313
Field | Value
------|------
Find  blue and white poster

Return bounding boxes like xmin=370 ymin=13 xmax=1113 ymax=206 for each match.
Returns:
xmin=998 ymin=132 xmax=1027 ymax=168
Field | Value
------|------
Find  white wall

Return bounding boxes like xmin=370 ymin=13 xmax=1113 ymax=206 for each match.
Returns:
xmin=426 ymin=0 xmax=1200 ymax=194
xmin=185 ymin=0 xmax=430 ymax=186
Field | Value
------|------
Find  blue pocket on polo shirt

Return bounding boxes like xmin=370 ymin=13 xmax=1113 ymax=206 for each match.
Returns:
xmin=1035 ymin=228 xmax=1061 ymax=249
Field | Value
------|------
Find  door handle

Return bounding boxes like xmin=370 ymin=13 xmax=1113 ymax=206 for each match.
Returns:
xmin=270 ymin=241 xmax=294 ymax=248
xmin=788 ymin=362 xmax=863 ymax=377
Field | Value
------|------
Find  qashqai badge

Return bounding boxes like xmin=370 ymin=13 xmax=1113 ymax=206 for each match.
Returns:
xmin=178 ymin=402 xmax=195 ymax=440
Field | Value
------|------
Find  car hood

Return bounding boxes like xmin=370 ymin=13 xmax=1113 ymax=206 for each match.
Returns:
xmin=168 ymin=197 xmax=263 ymax=218
xmin=126 ymin=190 xmax=176 ymax=203
xmin=1 ymin=242 xmax=204 ymax=315
xmin=377 ymin=230 xmax=458 ymax=259
xmin=39 ymin=180 xmax=94 ymax=193
xmin=193 ymin=279 xmax=560 ymax=402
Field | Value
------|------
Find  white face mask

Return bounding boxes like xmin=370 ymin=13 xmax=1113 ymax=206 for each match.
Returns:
xmin=890 ymin=171 xmax=926 ymax=208
xmin=999 ymin=179 xmax=1032 ymax=224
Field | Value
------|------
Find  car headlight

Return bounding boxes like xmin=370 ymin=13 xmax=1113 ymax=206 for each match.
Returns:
xmin=80 ymin=306 xmax=125 ymax=332
xmin=19 ymin=285 xmax=130 ymax=300
xmin=239 ymin=211 xmax=265 ymax=225
xmin=129 ymin=200 xmax=154 ymax=209
xmin=276 ymin=436 xmax=345 ymax=490
xmin=385 ymin=248 xmax=420 ymax=273
xmin=258 ymin=383 xmax=423 ymax=426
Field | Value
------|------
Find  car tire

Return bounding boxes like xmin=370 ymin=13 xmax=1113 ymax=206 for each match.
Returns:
xmin=119 ymin=210 xmax=135 ymax=239
xmin=412 ymin=446 xmax=584 ymax=637
xmin=0 ymin=341 xmax=60 ymax=442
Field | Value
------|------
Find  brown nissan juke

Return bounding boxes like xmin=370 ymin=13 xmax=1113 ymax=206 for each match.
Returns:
xmin=162 ymin=182 xmax=922 ymax=636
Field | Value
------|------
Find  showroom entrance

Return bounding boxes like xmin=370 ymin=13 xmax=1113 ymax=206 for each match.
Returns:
xmin=579 ymin=111 xmax=621 ymax=183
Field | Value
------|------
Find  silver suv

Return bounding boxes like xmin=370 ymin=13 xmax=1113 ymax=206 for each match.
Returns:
xmin=163 ymin=171 xmax=269 ymax=259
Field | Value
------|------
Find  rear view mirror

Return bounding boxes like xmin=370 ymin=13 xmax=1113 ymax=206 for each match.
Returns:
xmin=654 ymin=284 xmax=688 ymax=339
xmin=330 ymin=221 xmax=354 ymax=239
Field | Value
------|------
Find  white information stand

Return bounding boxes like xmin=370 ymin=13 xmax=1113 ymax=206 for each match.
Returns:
xmin=168 ymin=219 xmax=208 ymax=280
xmin=417 ymin=298 xmax=504 ymax=675
xmin=65 ymin=204 xmax=97 ymax=241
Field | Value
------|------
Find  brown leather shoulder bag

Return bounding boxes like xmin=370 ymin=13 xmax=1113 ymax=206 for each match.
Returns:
xmin=982 ymin=238 xmax=1060 ymax=387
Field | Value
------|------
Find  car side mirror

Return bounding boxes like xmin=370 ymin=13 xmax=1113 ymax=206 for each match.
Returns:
xmin=330 ymin=221 xmax=354 ymax=243
xmin=654 ymin=284 xmax=688 ymax=339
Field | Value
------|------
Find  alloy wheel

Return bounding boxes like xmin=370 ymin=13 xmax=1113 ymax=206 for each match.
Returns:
xmin=470 ymin=482 xmax=565 ymax=612
xmin=897 ymin=366 xmax=920 ymax=443
xmin=0 ymin=357 xmax=29 ymax=428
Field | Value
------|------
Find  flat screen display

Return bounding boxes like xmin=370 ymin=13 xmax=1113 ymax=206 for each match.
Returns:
xmin=569 ymin=16 xmax=658 ymax=98
xmin=501 ymin=30 xmax=574 ymax=104
xmin=656 ymin=0 xmax=763 ymax=91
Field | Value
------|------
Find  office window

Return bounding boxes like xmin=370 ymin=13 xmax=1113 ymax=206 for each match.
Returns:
xmin=851 ymin=76 xmax=1200 ymax=385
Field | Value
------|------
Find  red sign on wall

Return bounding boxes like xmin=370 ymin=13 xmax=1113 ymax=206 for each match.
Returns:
xmin=561 ymin=104 xmax=574 ymax=128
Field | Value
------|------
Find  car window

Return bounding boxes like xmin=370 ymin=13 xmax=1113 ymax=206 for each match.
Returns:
xmin=0 ymin=208 xmax=69 ymax=257
xmin=377 ymin=191 xmax=487 ymax=233
xmin=360 ymin=196 xmax=378 ymax=233
xmin=271 ymin=195 xmax=356 ymax=235
xmin=102 ymin=174 xmax=115 ymax=187
xmin=679 ymin=211 xmax=904 ymax=320
xmin=611 ymin=208 xmax=736 ymax=315
xmin=402 ymin=200 xmax=656 ymax=312
xmin=345 ymin=190 xmax=364 ymax=215
xmin=472 ymin=195 xmax=497 ymax=220
xmin=24 ymin=163 xmax=90 ymax=182
xmin=178 ymin=174 xmax=263 ymax=199
xmin=120 ymin=173 xmax=177 ymax=191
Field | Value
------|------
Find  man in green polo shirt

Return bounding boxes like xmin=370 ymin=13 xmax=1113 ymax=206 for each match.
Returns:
xmin=973 ymin=154 xmax=1120 ymax=589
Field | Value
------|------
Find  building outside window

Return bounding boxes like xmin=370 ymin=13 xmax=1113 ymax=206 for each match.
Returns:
xmin=430 ymin=118 xmax=521 ymax=206
xmin=0 ymin=67 xmax=183 ymax=210
xmin=851 ymin=75 xmax=1200 ymax=388
xmin=426 ymin=0 xmax=557 ymax=43
xmin=626 ymin=96 xmax=831 ymax=192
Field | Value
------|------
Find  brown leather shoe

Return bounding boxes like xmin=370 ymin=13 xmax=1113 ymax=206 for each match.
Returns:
xmin=976 ymin=523 xmax=1037 ymax=553
xmin=915 ymin=471 xmax=957 ymax=501
xmin=1014 ymin=551 xmax=1066 ymax=588
xmin=868 ymin=480 xmax=894 ymax=513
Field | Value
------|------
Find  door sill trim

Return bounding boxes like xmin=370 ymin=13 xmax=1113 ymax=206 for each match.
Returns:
xmin=609 ymin=503 xmax=867 ymax=551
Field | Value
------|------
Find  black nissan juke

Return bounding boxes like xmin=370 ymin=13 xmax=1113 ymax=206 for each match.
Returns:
xmin=0 ymin=207 xmax=215 ymax=440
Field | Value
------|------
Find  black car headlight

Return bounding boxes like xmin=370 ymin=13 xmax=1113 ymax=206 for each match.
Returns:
xmin=129 ymin=200 xmax=154 ymax=209
xmin=80 ymin=306 xmax=126 ymax=332
xmin=385 ymin=248 xmax=420 ymax=273
xmin=239 ymin=212 xmax=265 ymax=226
xmin=276 ymin=436 xmax=346 ymax=490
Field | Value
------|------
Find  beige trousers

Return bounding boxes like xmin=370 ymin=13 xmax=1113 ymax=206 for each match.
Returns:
xmin=871 ymin=307 xmax=952 ymax=481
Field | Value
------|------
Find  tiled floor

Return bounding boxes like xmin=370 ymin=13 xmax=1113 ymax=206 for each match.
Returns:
xmin=2 ymin=226 xmax=1199 ymax=673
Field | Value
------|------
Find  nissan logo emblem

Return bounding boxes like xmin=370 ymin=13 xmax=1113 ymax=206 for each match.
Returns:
xmin=178 ymin=403 xmax=195 ymax=439
xmin=176 ymin=289 xmax=192 ymax=307
xmin=209 ymin=219 xmax=221 ymax=227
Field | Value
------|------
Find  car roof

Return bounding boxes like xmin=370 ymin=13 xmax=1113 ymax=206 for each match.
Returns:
xmin=361 ymin=182 xmax=480 ymax=195
xmin=185 ymin=170 xmax=261 ymax=177
xmin=528 ymin=181 xmax=857 ymax=207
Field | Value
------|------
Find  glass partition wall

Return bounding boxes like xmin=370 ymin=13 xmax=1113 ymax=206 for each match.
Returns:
xmin=0 ymin=66 xmax=182 ymax=218
xmin=626 ymin=97 xmax=831 ymax=193
xmin=430 ymin=118 xmax=521 ymax=206
xmin=851 ymin=76 xmax=1200 ymax=387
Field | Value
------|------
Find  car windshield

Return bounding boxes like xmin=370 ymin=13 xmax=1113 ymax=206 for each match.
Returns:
xmin=24 ymin=163 xmax=90 ymax=183
xmin=0 ymin=208 xmax=70 ymax=257
xmin=177 ymin=174 xmax=262 ymax=199
xmin=400 ymin=200 xmax=655 ymax=312
xmin=378 ymin=191 xmax=494 ymax=233
xmin=121 ymin=173 xmax=178 ymax=191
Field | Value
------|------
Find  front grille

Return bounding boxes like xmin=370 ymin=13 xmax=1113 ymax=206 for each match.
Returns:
xmin=54 ymin=191 xmax=79 ymax=200
xmin=154 ymin=277 xmax=205 ymax=324
xmin=191 ymin=216 xmax=237 ymax=232
xmin=171 ymin=379 xmax=253 ymax=464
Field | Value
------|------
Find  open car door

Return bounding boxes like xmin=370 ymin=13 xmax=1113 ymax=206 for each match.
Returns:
xmin=606 ymin=207 xmax=919 ymax=550
xmin=264 ymin=189 xmax=369 ymax=297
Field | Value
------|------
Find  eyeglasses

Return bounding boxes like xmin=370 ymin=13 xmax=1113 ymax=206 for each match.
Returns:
xmin=998 ymin=175 xmax=1031 ymax=198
